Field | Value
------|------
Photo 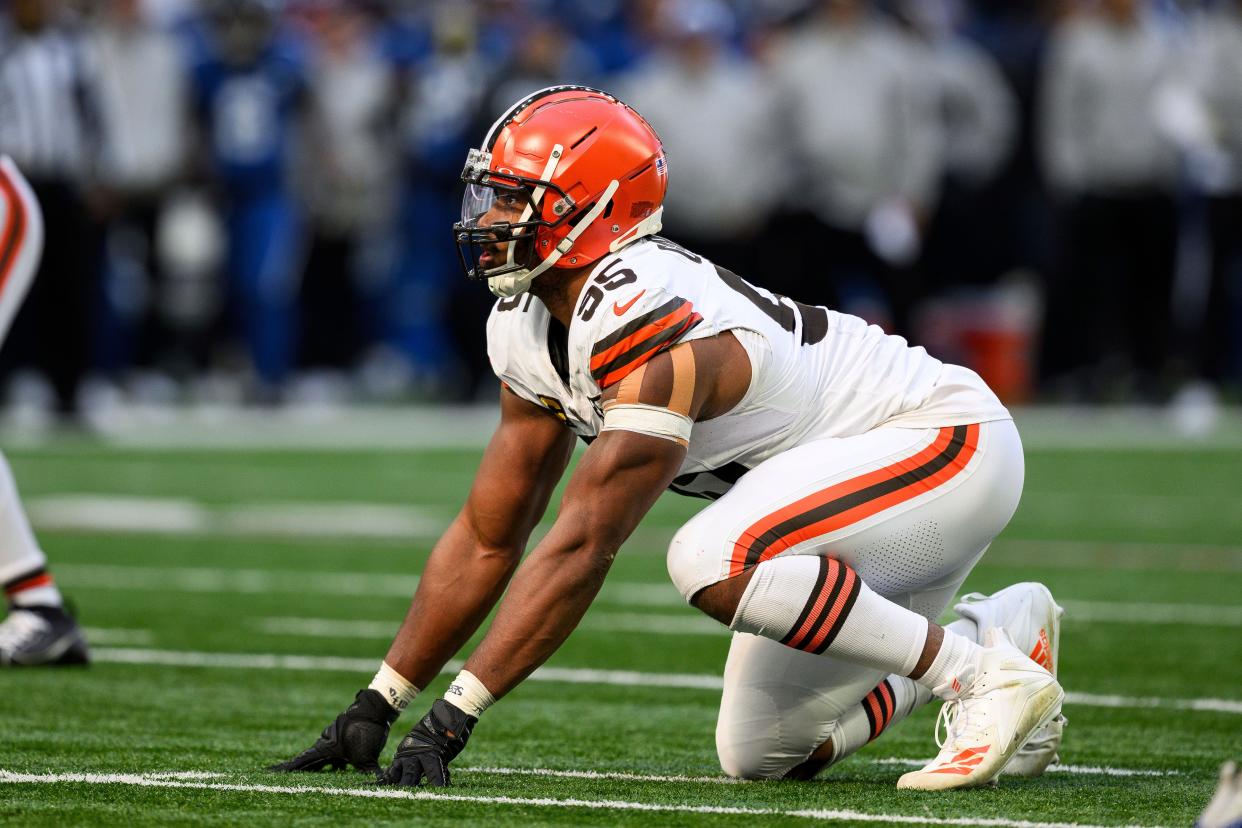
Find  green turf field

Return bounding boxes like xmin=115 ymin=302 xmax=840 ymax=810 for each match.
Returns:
xmin=1 ymin=431 xmax=1239 ymax=826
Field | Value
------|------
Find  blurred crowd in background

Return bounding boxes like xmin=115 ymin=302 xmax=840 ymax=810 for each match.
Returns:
xmin=1 ymin=0 xmax=1241 ymax=422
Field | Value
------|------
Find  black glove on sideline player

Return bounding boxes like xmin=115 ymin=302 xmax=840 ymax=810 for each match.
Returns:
xmin=269 ymin=689 xmax=399 ymax=775
xmin=379 ymin=698 xmax=477 ymax=787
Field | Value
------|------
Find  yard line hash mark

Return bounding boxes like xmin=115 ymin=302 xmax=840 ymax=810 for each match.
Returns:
xmin=0 ymin=770 xmax=1168 ymax=828
xmin=88 ymin=647 xmax=1242 ymax=714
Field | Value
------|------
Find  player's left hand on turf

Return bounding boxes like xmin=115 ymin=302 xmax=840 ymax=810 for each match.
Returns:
xmin=379 ymin=699 xmax=476 ymax=787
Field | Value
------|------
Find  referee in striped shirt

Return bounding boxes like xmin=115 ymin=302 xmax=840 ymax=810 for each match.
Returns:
xmin=0 ymin=0 xmax=101 ymax=417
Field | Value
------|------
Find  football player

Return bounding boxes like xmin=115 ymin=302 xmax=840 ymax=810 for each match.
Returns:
xmin=272 ymin=87 xmax=1064 ymax=789
xmin=0 ymin=156 xmax=90 ymax=667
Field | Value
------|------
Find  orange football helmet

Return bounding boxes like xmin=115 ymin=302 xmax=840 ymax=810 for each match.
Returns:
xmin=454 ymin=86 xmax=668 ymax=297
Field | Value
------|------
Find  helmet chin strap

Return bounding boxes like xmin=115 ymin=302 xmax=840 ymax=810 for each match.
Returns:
xmin=487 ymin=178 xmax=621 ymax=298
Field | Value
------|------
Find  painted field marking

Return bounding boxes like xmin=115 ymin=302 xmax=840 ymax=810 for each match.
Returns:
xmin=28 ymin=494 xmax=1242 ymax=573
xmin=0 ymin=769 xmax=1167 ymax=828
xmin=28 ymin=496 xmax=446 ymax=540
xmin=868 ymin=759 xmax=1179 ymax=778
xmin=81 ymin=627 xmax=155 ymax=646
xmin=462 ymin=762 xmax=1180 ymax=782
xmin=1059 ymin=600 xmax=1242 ymax=626
xmin=56 ymin=564 xmax=421 ymax=597
xmin=55 ymin=561 xmax=1242 ymax=627
xmin=254 ymin=612 xmax=723 ymax=639
xmin=88 ymin=646 xmax=1242 ymax=714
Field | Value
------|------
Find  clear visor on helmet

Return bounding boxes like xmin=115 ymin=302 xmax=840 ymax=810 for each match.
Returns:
xmin=460 ymin=181 xmax=498 ymax=228
xmin=452 ymin=149 xmax=576 ymax=281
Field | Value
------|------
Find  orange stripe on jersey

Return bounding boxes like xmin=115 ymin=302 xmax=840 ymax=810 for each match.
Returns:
xmin=0 ymin=167 xmax=29 ymax=297
xmin=589 ymin=297 xmax=702 ymax=388
xmin=592 ymin=313 xmax=702 ymax=388
xmin=729 ymin=425 xmax=980 ymax=577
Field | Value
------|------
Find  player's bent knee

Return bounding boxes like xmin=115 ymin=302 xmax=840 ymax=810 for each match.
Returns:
xmin=666 ymin=516 xmax=724 ymax=603
xmin=715 ymin=721 xmax=801 ymax=781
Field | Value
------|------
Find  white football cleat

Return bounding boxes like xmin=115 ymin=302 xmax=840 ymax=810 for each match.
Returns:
xmin=896 ymin=627 xmax=1064 ymax=791
xmin=1198 ymin=760 xmax=1242 ymax=828
xmin=955 ymin=582 xmax=1065 ymax=777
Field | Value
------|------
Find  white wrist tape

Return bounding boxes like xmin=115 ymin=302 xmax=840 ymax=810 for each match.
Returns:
xmin=369 ymin=661 xmax=420 ymax=713
xmin=444 ymin=670 xmax=495 ymax=718
xmin=601 ymin=403 xmax=693 ymax=445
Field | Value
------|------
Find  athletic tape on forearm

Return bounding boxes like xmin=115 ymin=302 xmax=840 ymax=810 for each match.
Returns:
xmin=444 ymin=670 xmax=495 ymax=718
xmin=601 ymin=403 xmax=693 ymax=445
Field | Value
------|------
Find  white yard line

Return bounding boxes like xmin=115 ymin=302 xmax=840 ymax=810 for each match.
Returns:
xmin=0 ymin=769 xmax=1166 ymax=828
xmin=56 ymin=562 xmax=1242 ymax=628
xmin=88 ymin=646 xmax=1242 ymax=714
xmin=27 ymin=494 xmax=1242 ymax=574
xmin=1059 ymin=600 xmax=1242 ymax=626
xmin=254 ymin=612 xmax=723 ymax=639
xmin=461 ymin=762 xmax=1180 ymax=782
xmin=868 ymin=759 xmax=1179 ymax=778
xmin=28 ymin=496 xmax=445 ymax=540
xmin=4 ymin=401 xmax=1241 ymax=450
xmin=81 ymin=627 xmax=155 ymax=646
xmin=57 ymin=564 xmax=421 ymax=597
xmin=459 ymin=765 xmax=740 ymax=784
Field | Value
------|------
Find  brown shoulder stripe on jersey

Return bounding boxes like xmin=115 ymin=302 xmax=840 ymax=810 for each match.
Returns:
xmin=590 ymin=298 xmax=702 ymax=387
xmin=591 ymin=297 xmax=688 ymax=359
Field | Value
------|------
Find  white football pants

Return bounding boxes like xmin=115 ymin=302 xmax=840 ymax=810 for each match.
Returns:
xmin=666 ymin=419 xmax=1024 ymax=778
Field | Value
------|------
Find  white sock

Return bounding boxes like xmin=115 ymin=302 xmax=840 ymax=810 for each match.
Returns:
xmin=823 ymin=617 xmax=975 ymax=766
xmin=368 ymin=661 xmax=419 ymax=713
xmin=917 ymin=627 xmax=982 ymax=698
xmin=730 ymin=555 xmax=929 ymax=675
xmin=444 ymin=670 xmax=495 ymax=718
xmin=0 ymin=452 xmax=59 ymax=607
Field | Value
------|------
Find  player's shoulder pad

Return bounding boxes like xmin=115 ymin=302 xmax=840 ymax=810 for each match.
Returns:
xmin=572 ymin=242 xmax=709 ymax=389
xmin=486 ymin=292 xmax=547 ymax=384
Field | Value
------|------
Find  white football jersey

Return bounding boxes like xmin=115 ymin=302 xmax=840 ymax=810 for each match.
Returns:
xmin=486 ymin=237 xmax=1010 ymax=499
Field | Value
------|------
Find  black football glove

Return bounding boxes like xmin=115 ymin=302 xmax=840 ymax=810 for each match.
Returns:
xmin=379 ymin=698 xmax=477 ymax=787
xmin=269 ymin=689 xmax=399 ymax=775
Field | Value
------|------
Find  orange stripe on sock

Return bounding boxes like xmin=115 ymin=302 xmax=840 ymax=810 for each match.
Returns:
xmin=802 ymin=566 xmax=858 ymax=653
xmin=784 ymin=559 xmax=841 ymax=651
xmin=5 ymin=573 xmax=52 ymax=596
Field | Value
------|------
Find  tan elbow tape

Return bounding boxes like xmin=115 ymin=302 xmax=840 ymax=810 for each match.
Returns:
xmin=668 ymin=344 xmax=697 ymax=416
xmin=601 ymin=403 xmax=693 ymax=446
xmin=611 ymin=362 xmax=648 ymax=407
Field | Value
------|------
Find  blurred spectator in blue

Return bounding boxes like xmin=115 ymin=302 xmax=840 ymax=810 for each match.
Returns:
xmin=1184 ymin=0 xmax=1242 ymax=393
xmin=616 ymin=0 xmax=784 ymax=279
xmin=291 ymin=0 xmax=399 ymax=381
xmin=485 ymin=14 xmax=602 ymax=118
xmin=896 ymin=0 xmax=1019 ymax=291
xmin=188 ymin=0 xmax=307 ymax=399
xmin=388 ymin=3 xmax=496 ymax=398
xmin=1039 ymin=0 xmax=1180 ymax=400
xmin=764 ymin=0 xmax=943 ymax=331
xmin=555 ymin=0 xmax=664 ymax=74
xmin=0 ymin=0 xmax=103 ymax=417
xmin=85 ymin=0 xmax=193 ymax=381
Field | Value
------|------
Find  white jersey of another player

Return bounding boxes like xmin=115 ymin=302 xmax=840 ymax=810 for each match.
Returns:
xmin=487 ymin=236 xmax=1010 ymax=499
